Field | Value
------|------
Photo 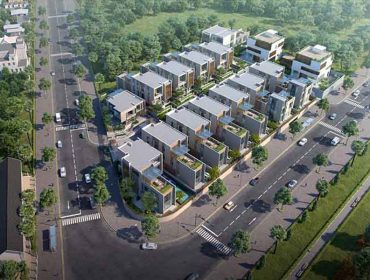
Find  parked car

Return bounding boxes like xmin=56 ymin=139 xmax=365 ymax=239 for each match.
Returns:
xmin=141 ymin=242 xmax=157 ymax=250
xmin=84 ymin=173 xmax=91 ymax=184
xmin=331 ymin=136 xmax=341 ymax=146
xmin=59 ymin=167 xmax=66 ymax=177
xmin=352 ymin=90 xmax=360 ymax=97
xmin=224 ymin=201 xmax=236 ymax=212
xmin=75 ymin=99 xmax=80 ymax=106
xmin=363 ymin=82 xmax=369 ymax=87
xmin=249 ymin=177 xmax=259 ymax=186
xmin=89 ymin=197 xmax=96 ymax=209
xmin=287 ymin=180 xmax=298 ymax=188
xmin=55 ymin=112 xmax=61 ymax=123
xmin=57 ymin=140 xmax=62 ymax=148
xmin=50 ymin=71 xmax=55 ymax=76
xmin=351 ymin=197 xmax=360 ymax=208
xmin=185 ymin=273 xmax=200 ymax=280
xmin=298 ymin=138 xmax=308 ymax=146
xmin=328 ymin=113 xmax=337 ymax=120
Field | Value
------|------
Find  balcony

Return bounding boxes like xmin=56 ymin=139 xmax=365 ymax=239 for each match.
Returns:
xmin=178 ymin=154 xmax=202 ymax=170
xmin=196 ymin=128 xmax=213 ymax=139
xmin=224 ymin=123 xmax=247 ymax=137
xmin=172 ymin=144 xmax=189 ymax=156
xmin=150 ymin=176 xmax=173 ymax=194
xmin=243 ymin=110 xmax=265 ymax=123
xmin=239 ymin=102 xmax=253 ymax=111
xmin=203 ymin=137 xmax=225 ymax=152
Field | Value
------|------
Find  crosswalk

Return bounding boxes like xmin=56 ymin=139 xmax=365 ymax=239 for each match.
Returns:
xmin=344 ymin=99 xmax=365 ymax=109
xmin=62 ymin=212 xmax=101 ymax=226
xmin=318 ymin=121 xmax=344 ymax=135
xmin=55 ymin=125 xmax=69 ymax=132
xmin=55 ymin=123 xmax=86 ymax=132
xmin=196 ymin=227 xmax=233 ymax=255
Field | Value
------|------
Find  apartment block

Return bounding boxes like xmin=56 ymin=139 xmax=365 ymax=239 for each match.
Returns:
xmin=106 ymin=89 xmax=145 ymax=130
xmin=268 ymin=91 xmax=295 ymax=123
xmin=245 ymin=29 xmax=285 ymax=62
xmin=0 ymin=36 xmax=29 ymax=73
xmin=201 ymin=25 xmax=247 ymax=47
xmin=177 ymin=50 xmax=215 ymax=80
xmin=166 ymin=108 xmax=228 ymax=168
xmin=118 ymin=139 xmax=175 ymax=214
xmin=3 ymin=23 xmax=24 ymax=36
xmin=116 ymin=71 xmax=172 ymax=106
xmin=186 ymin=96 xmax=248 ymax=151
xmin=141 ymin=122 xmax=205 ymax=191
xmin=291 ymin=45 xmax=333 ymax=81
xmin=287 ymin=78 xmax=313 ymax=109
xmin=197 ymin=42 xmax=234 ymax=70
xmin=249 ymin=60 xmax=285 ymax=92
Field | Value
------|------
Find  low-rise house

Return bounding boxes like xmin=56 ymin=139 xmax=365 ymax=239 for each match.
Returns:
xmin=0 ymin=36 xmax=29 ymax=73
xmin=166 ymin=108 xmax=228 ymax=168
xmin=287 ymin=78 xmax=313 ymax=109
xmin=4 ymin=0 xmax=28 ymax=9
xmin=106 ymin=89 xmax=145 ymax=130
xmin=177 ymin=50 xmax=215 ymax=81
xmin=10 ymin=8 xmax=28 ymax=16
xmin=116 ymin=71 xmax=172 ymax=106
xmin=201 ymin=25 xmax=247 ymax=47
xmin=268 ymin=91 xmax=295 ymax=123
xmin=249 ymin=60 xmax=285 ymax=93
xmin=118 ymin=139 xmax=175 ymax=214
xmin=141 ymin=122 xmax=206 ymax=191
xmin=245 ymin=29 xmax=284 ymax=62
xmin=186 ymin=96 xmax=248 ymax=151
xmin=197 ymin=42 xmax=234 ymax=70
xmin=291 ymin=45 xmax=333 ymax=81
xmin=3 ymin=23 xmax=25 ymax=36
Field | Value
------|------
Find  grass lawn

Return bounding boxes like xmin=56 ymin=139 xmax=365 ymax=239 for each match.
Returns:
xmin=252 ymin=145 xmax=370 ymax=280
xmin=303 ymin=177 xmax=370 ymax=279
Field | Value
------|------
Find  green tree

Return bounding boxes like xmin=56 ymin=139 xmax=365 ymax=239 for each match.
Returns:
xmin=39 ymin=20 xmax=48 ymax=30
xmin=351 ymin=140 xmax=366 ymax=166
xmin=16 ymin=144 xmax=33 ymax=164
xmin=353 ymin=247 xmax=370 ymax=279
xmin=78 ymin=95 xmax=95 ymax=121
xmin=39 ymin=36 xmax=48 ymax=48
xmin=94 ymin=183 xmax=111 ymax=205
xmin=289 ymin=120 xmax=303 ymax=139
xmin=94 ymin=73 xmax=105 ymax=92
xmin=66 ymin=14 xmax=75 ymax=23
xmin=209 ymin=179 xmax=227 ymax=205
xmin=312 ymin=153 xmax=329 ymax=173
xmin=88 ymin=52 xmax=98 ymax=64
xmin=39 ymin=188 xmax=57 ymax=209
xmin=229 ymin=230 xmax=251 ymax=256
xmin=39 ymin=57 xmax=48 ymax=67
xmin=208 ymin=166 xmax=220 ymax=181
xmin=73 ymin=64 xmax=86 ymax=79
xmin=270 ymin=225 xmax=287 ymax=253
xmin=342 ymin=120 xmax=359 ymax=145
xmin=42 ymin=147 xmax=56 ymax=162
xmin=228 ymin=149 xmax=241 ymax=163
xmin=0 ymin=260 xmax=25 ymax=280
xmin=18 ymin=219 xmax=35 ymax=238
xmin=364 ymin=225 xmax=370 ymax=244
xmin=72 ymin=43 xmax=84 ymax=56
xmin=91 ymin=166 xmax=108 ymax=185
xmin=38 ymin=6 xmax=46 ymax=16
xmin=38 ymin=78 xmax=51 ymax=93
xmin=141 ymin=214 xmax=160 ymax=240
xmin=228 ymin=18 xmax=236 ymax=29
xmin=316 ymin=179 xmax=329 ymax=198
xmin=141 ymin=191 xmax=158 ymax=213
xmin=251 ymin=146 xmax=268 ymax=169
xmin=343 ymin=76 xmax=355 ymax=90
xmin=19 ymin=204 xmax=36 ymax=218
xmin=249 ymin=133 xmax=261 ymax=146
xmin=68 ymin=27 xmax=79 ymax=40
xmin=119 ymin=177 xmax=135 ymax=201
xmin=318 ymin=98 xmax=330 ymax=115
xmin=42 ymin=112 xmax=52 ymax=127
xmin=273 ymin=187 xmax=293 ymax=210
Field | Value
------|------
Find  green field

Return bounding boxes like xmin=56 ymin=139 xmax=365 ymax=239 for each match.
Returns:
xmin=251 ymin=146 xmax=370 ymax=280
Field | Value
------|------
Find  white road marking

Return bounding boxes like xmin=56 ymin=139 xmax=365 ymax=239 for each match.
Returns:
xmin=201 ymin=224 xmax=221 ymax=238
xmin=248 ymin=217 xmax=257 ymax=225
xmin=196 ymin=227 xmax=232 ymax=255
xmin=229 ymin=221 xmax=234 ymax=226
xmin=62 ymin=212 xmax=101 ymax=226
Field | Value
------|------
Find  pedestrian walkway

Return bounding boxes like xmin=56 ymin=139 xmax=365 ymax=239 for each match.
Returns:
xmin=318 ymin=121 xmax=343 ymax=135
xmin=196 ymin=227 xmax=233 ymax=256
xmin=344 ymin=98 xmax=365 ymax=109
xmin=62 ymin=212 xmax=101 ymax=226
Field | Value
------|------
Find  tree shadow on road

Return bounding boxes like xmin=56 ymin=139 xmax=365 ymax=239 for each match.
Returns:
xmin=251 ymin=199 xmax=271 ymax=213
xmin=117 ymin=226 xmax=143 ymax=244
xmin=346 ymin=112 xmax=364 ymax=120
xmin=193 ymin=194 xmax=212 ymax=207
xmin=330 ymin=231 xmax=361 ymax=252
xmin=199 ymin=242 xmax=228 ymax=260
xmin=310 ymin=259 xmax=342 ymax=279
xmin=291 ymin=164 xmax=310 ymax=174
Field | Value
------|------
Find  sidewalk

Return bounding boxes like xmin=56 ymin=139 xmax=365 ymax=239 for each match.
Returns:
xmin=290 ymin=175 xmax=370 ymax=279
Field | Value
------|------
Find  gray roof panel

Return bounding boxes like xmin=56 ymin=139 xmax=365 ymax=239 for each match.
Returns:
xmin=209 ymin=84 xmax=249 ymax=103
xmin=189 ymin=95 xmax=230 ymax=116
xmin=107 ymin=89 xmax=144 ymax=113
xmin=142 ymin=122 xmax=187 ymax=147
xmin=166 ymin=108 xmax=210 ymax=132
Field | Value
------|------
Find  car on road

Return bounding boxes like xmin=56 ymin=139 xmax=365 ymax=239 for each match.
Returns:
xmin=55 ymin=112 xmax=61 ymax=123
xmin=59 ymin=167 xmax=66 ymax=177
xmin=331 ymin=136 xmax=341 ymax=146
xmin=351 ymin=197 xmax=360 ymax=208
xmin=79 ymin=133 xmax=85 ymax=139
xmin=298 ymin=138 xmax=308 ymax=146
xmin=365 ymin=105 xmax=370 ymax=112
xmin=224 ymin=201 xmax=236 ymax=212
xmin=352 ymin=90 xmax=360 ymax=97
xmin=328 ymin=113 xmax=337 ymax=120
xmin=84 ymin=173 xmax=91 ymax=184
xmin=287 ymin=180 xmax=298 ymax=188
xmin=141 ymin=242 xmax=157 ymax=250
xmin=89 ymin=197 xmax=96 ymax=209
xmin=57 ymin=140 xmax=62 ymax=148
xmin=296 ymin=263 xmax=307 ymax=278
xmin=363 ymin=82 xmax=369 ymax=87
xmin=75 ymin=99 xmax=79 ymax=106
xmin=249 ymin=177 xmax=259 ymax=186
xmin=185 ymin=273 xmax=200 ymax=280
xmin=50 ymin=71 xmax=55 ymax=76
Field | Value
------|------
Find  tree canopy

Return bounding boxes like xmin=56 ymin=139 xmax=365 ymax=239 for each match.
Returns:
xmin=141 ymin=214 xmax=160 ymax=240
xmin=229 ymin=230 xmax=251 ymax=256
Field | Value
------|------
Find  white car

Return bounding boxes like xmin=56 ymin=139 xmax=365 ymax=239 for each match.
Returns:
xmin=298 ymin=138 xmax=308 ymax=146
xmin=141 ymin=242 xmax=157 ymax=250
xmin=352 ymin=90 xmax=360 ymax=97
xmin=59 ymin=167 xmax=66 ymax=177
xmin=84 ymin=173 xmax=91 ymax=183
xmin=287 ymin=180 xmax=298 ymax=188
xmin=224 ymin=201 xmax=236 ymax=212
xmin=331 ymin=136 xmax=341 ymax=146
xmin=75 ymin=99 xmax=80 ymax=106
xmin=57 ymin=140 xmax=62 ymax=148
xmin=50 ymin=71 xmax=55 ymax=76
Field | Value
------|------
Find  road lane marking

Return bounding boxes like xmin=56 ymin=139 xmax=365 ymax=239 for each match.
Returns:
xmin=248 ymin=217 xmax=257 ymax=225
xmin=201 ymin=224 xmax=221 ymax=237
xmin=50 ymin=52 xmax=73 ymax=56
xmin=196 ymin=227 xmax=232 ymax=255
xmin=241 ymin=210 xmax=247 ymax=214
xmin=236 ymin=215 xmax=241 ymax=220
xmin=62 ymin=212 xmax=101 ymax=226
xmin=229 ymin=221 xmax=234 ymax=226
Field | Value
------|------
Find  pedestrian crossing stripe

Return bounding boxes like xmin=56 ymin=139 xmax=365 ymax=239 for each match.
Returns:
xmin=62 ymin=212 xmax=101 ymax=226
xmin=56 ymin=126 xmax=69 ymax=132
xmin=196 ymin=227 xmax=232 ymax=255
xmin=318 ymin=121 xmax=344 ymax=135
xmin=344 ymin=99 xmax=365 ymax=109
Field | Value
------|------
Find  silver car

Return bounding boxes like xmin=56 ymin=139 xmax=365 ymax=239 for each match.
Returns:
xmin=141 ymin=242 xmax=157 ymax=250
xmin=287 ymin=180 xmax=298 ymax=188
xmin=60 ymin=167 xmax=66 ymax=177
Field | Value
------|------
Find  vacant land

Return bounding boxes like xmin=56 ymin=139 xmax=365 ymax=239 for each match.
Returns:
xmin=252 ymin=146 xmax=370 ymax=280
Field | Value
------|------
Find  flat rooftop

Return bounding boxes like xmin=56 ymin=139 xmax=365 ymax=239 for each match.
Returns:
xmin=156 ymin=60 xmax=192 ymax=76
xmin=250 ymin=60 xmax=284 ymax=77
xmin=142 ymin=122 xmax=187 ymax=147
xmin=199 ymin=41 xmax=232 ymax=55
xmin=209 ymin=84 xmax=248 ymax=103
xmin=290 ymin=77 xmax=311 ymax=87
xmin=167 ymin=108 xmax=210 ymax=132
xmin=298 ymin=45 xmax=332 ymax=61
xmin=271 ymin=91 xmax=290 ymax=102
xmin=203 ymin=25 xmax=236 ymax=38
xmin=228 ymin=71 xmax=265 ymax=91
xmin=118 ymin=139 xmax=161 ymax=172
xmin=188 ymin=95 xmax=230 ymax=116
xmin=107 ymin=89 xmax=143 ymax=112
xmin=179 ymin=51 xmax=213 ymax=65
xmin=255 ymin=29 xmax=283 ymax=44
xmin=132 ymin=71 xmax=170 ymax=89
